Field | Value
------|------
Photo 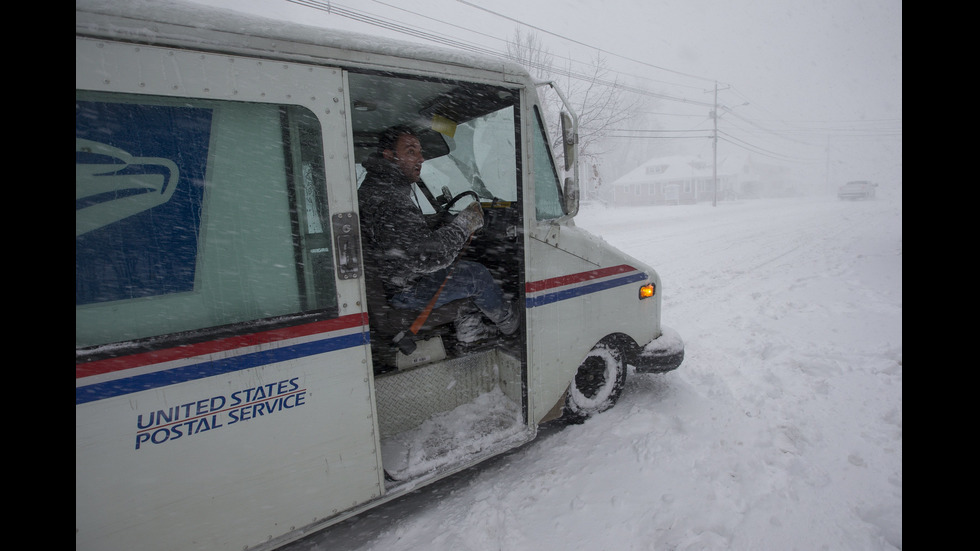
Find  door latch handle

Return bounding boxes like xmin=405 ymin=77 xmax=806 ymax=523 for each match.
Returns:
xmin=332 ymin=212 xmax=361 ymax=279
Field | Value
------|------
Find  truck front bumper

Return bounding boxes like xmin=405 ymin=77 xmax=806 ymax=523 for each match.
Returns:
xmin=630 ymin=325 xmax=684 ymax=374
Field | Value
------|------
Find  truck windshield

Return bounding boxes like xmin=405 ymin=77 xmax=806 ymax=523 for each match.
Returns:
xmin=348 ymin=72 xmax=520 ymax=213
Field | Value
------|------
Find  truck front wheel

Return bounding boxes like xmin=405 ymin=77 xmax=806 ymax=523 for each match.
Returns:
xmin=563 ymin=341 xmax=628 ymax=424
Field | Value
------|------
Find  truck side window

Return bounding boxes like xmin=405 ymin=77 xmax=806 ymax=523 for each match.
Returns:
xmin=76 ymin=92 xmax=337 ymax=348
xmin=532 ymin=107 xmax=564 ymax=220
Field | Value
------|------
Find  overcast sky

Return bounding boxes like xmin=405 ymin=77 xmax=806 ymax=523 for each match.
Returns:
xmin=186 ymin=0 xmax=902 ymax=187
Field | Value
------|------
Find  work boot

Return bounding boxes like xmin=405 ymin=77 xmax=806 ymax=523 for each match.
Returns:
xmin=494 ymin=302 xmax=520 ymax=336
xmin=454 ymin=312 xmax=499 ymax=343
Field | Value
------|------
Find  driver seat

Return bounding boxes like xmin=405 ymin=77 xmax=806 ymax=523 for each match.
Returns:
xmin=363 ymin=262 xmax=472 ymax=372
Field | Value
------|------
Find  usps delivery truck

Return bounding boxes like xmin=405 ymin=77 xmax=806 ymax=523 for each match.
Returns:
xmin=75 ymin=1 xmax=684 ymax=549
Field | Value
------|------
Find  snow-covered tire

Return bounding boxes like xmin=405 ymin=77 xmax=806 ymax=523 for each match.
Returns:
xmin=563 ymin=341 xmax=628 ymax=424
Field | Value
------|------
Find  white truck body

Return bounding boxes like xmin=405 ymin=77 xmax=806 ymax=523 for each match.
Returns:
xmin=75 ymin=2 xmax=683 ymax=549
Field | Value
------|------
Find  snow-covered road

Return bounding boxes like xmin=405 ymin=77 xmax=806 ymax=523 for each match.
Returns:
xmin=288 ymin=190 xmax=902 ymax=551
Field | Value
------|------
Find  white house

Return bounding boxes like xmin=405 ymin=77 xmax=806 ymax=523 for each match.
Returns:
xmin=599 ymin=154 xmax=792 ymax=206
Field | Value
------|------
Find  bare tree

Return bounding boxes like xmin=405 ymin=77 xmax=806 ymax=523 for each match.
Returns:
xmin=506 ymin=29 xmax=554 ymax=82
xmin=506 ymin=28 xmax=643 ymax=198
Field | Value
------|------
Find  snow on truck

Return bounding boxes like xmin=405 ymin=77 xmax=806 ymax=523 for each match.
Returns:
xmin=75 ymin=1 xmax=684 ymax=549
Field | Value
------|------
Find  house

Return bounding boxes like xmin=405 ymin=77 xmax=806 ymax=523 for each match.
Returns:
xmin=599 ymin=154 xmax=792 ymax=206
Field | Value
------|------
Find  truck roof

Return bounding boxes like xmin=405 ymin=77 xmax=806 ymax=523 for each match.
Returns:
xmin=76 ymin=0 xmax=531 ymax=82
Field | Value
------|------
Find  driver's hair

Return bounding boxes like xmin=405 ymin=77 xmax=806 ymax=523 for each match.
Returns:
xmin=378 ymin=125 xmax=419 ymax=154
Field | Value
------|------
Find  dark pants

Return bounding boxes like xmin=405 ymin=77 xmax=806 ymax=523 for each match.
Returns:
xmin=390 ymin=260 xmax=509 ymax=323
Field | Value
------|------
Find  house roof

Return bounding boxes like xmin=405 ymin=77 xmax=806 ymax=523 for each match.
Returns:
xmin=612 ymin=154 xmax=743 ymax=186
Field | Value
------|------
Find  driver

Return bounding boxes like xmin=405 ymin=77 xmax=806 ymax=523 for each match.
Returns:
xmin=358 ymin=125 xmax=520 ymax=343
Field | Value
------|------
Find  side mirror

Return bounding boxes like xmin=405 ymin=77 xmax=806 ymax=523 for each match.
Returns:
xmin=563 ymin=176 xmax=580 ymax=218
xmin=560 ymin=110 xmax=579 ymax=217
xmin=560 ymin=111 xmax=576 ymax=172
xmin=538 ymin=81 xmax=580 ymax=219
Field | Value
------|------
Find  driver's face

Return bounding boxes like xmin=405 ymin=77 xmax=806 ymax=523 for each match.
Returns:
xmin=387 ymin=134 xmax=424 ymax=182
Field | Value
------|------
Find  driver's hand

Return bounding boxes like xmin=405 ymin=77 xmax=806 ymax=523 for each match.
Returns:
xmin=453 ymin=201 xmax=484 ymax=235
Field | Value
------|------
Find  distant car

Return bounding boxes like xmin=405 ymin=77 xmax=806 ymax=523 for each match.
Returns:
xmin=838 ymin=180 xmax=877 ymax=200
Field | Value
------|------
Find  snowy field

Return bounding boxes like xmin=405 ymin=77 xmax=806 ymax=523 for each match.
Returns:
xmin=286 ymin=188 xmax=902 ymax=551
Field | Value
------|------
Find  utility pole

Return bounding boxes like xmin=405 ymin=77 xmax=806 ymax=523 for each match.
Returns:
xmin=706 ymin=81 xmax=737 ymax=207
xmin=712 ymin=81 xmax=718 ymax=207
xmin=825 ymin=134 xmax=831 ymax=194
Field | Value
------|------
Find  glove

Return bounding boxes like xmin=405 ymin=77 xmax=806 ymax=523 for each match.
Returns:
xmin=452 ymin=201 xmax=484 ymax=235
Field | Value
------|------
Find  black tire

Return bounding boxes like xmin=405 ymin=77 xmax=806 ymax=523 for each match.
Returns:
xmin=563 ymin=341 xmax=628 ymax=424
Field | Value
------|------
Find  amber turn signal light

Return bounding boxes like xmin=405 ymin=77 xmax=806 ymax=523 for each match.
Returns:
xmin=639 ymin=283 xmax=655 ymax=299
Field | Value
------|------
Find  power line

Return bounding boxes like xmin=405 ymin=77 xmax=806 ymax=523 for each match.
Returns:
xmin=371 ymin=0 xmax=508 ymax=48
xmin=609 ymin=128 xmax=714 ymax=133
xmin=287 ymin=0 xmax=715 ymax=108
xmin=372 ymin=0 xmax=712 ymax=98
xmin=607 ymin=134 xmax=713 ymax=140
xmin=287 ymin=0 xmax=502 ymax=58
xmin=718 ymin=131 xmax=822 ymax=164
xmin=382 ymin=0 xmax=883 ymax=157
xmin=454 ymin=0 xmax=716 ymax=84
xmin=284 ymin=0 xmax=896 ymax=164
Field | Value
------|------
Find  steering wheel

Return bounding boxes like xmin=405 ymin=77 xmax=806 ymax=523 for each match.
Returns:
xmin=440 ymin=190 xmax=486 ymax=235
xmin=442 ymin=190 xmax=482 ymax=213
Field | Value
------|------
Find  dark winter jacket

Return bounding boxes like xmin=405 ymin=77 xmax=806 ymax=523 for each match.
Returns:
xmin=358 ymin=153 xmax=469 ymax=296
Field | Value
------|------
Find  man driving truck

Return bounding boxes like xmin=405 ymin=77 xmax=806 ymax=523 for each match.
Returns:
xmin=357 ymin=125 xmax=520 ymax=343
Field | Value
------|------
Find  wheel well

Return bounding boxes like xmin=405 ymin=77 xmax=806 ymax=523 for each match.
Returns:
xmin=598 ymin=332 xmax=640 ymax=361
